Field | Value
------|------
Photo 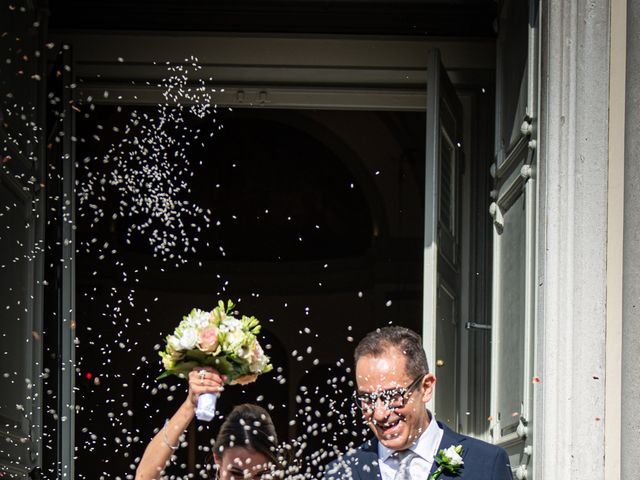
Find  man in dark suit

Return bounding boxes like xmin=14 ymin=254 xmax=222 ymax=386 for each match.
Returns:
xmin=323 ymin=326 xmax=512 ymax=479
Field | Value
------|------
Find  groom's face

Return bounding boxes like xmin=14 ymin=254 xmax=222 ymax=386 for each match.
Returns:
xmin=355 ymin=347 xmax=435 ymax=451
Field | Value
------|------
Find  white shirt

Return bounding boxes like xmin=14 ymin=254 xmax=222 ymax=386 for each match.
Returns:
xmin=377 ymin=414 xmax=444 ymax=480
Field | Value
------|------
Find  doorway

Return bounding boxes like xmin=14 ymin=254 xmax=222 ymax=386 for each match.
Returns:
xmin=29 ymin=27 xmax=497 ymax=477
xmin=73 ymin=105 xmax=426 ymax=477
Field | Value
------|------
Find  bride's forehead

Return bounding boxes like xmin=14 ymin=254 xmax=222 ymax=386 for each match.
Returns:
xmin=223 ymin=447 xmax=270 ymax=466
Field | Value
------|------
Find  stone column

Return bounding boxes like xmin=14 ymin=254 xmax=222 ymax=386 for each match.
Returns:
xmin=535 ymin=0 xmax=610 ymax=478
xmin=622 ymin=0 xmax=640 ymax=476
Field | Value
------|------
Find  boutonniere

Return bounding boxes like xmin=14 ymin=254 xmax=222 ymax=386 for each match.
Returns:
xmin=429 ymin=444 xmax=464 ymax=479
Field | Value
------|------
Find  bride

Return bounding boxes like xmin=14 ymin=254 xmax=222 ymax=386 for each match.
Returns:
xmin=135 ymin=367 xmax=284 ymax=479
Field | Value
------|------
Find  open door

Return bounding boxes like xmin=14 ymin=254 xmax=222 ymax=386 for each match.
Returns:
xmin=0 ymin=139 xmax=44 ymax=478
xmin=0 ymin=3 xmax=46 ymax=477
xmin=42 ymin=46 xmax=77 ymax=479
xmin=423 ymin=50 xmax=464 ymax=429
xmin=489 ymin=1 xmax=538 ymax=478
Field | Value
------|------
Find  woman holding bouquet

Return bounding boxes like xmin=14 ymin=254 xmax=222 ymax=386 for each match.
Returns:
xmin=135 ymin=367 xmax=282 ymax=480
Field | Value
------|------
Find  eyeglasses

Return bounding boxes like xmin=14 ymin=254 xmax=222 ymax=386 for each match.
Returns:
xmin=353 ymin=374 xmax=426 ymax=414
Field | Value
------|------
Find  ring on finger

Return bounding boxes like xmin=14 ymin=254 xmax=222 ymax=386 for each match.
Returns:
xmin=198 ymin=369 xmax=206 ymax=380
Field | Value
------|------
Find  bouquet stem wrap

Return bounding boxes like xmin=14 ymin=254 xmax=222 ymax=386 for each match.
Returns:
xmin=195 ymin=392 xmax=219 ymax=422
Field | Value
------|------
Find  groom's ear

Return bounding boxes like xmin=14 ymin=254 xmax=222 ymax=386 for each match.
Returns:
xmin=420 ymin=373 xmax=436 ymax=403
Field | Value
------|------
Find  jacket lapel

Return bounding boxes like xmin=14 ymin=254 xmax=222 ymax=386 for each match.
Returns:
xmin=353 ymin=421 xmax=466 ymax=479
xmin=428 ymin=421 xmax=467 ymax=476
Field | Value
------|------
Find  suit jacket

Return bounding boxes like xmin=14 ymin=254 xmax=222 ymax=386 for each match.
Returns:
xmin=323 ymin=421 xmax=513 ymax=479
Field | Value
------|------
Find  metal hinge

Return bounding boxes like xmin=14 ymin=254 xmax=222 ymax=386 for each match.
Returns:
xmin=465 ymin=322 xmax=492 ymax=331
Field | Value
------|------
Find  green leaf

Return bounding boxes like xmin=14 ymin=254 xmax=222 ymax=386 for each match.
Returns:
xmin=156 ymin=370 xmax=172 ymax=380
xmin=211 ymin=357 xmax=234 ymax=376
xmin=183 ymin=349 xmax=212 ymax=363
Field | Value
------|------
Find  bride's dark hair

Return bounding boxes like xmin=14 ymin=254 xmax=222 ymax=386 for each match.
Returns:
xmin=214 ymin=403 xmax=279 ymax=464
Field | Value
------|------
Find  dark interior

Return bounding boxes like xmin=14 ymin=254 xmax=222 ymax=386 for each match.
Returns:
xmin=38 ymin=1 xmax=496 ymax=477
xmin=73 ymin=104 xmax=426 ymax=478
xmin=49 ymin=0 xmax=497 ymax=37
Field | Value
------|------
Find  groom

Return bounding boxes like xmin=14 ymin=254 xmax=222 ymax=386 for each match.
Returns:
xmin=323 ymin=326 xmax=512 ymax=479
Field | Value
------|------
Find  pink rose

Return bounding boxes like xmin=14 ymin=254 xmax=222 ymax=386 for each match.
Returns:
xmin=248 ymin=343 xmax=266 ymax=372
xmin=198 ymin=326 xmax=219 ymax=352
xmin=250 ymin=343 xmax=264 ymax=363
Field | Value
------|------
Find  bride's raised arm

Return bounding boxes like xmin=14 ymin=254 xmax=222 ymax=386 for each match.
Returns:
xmin=135 ymin=367 xmax=225 ymax=480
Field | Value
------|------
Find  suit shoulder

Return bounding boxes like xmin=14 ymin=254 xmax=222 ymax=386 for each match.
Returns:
xmin=322 ymin=441 xmax=378 ymax=480
xmin=452 ymin=433 xmax=512 ymax=478
xmin=457 ymin=433 xmax=508 ymax=457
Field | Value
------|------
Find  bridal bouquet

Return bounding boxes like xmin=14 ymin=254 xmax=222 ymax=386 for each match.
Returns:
xmin=158 ymin=300 xmax=272 ymax=421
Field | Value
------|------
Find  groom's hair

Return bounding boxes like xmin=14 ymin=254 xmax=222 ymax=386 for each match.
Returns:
xmin=354 ymin=326 xmax=429 ymax=377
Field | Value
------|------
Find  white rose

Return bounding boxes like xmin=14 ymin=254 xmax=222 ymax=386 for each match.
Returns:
xmin=223 ymin=327 xmax=243 ymax=347
xmin=191 ymin=309 xmax=211 ymax=328
xmin=178 ymin=328 xmax=198 ymax=350
xmin=444 ymin=445 xmax=464 ymax=466
xmin=220 ymin=318 xmax=246 ymax=347
xmin=250 ymin=355 xmax=268 ymax=373
xmin=167 ymin=335 xmax=181 ymax=352
xmin=183 ymin=309 xmax=210 ymax=329
xmin=219 ymin=317 xmax=243 ymax=332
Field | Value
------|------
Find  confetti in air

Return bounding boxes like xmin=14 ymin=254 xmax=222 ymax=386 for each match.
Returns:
xmin=2 ymin=9 xmax=429 ymax=476
xmin=77 ymin=57 xmax=216 ymax=265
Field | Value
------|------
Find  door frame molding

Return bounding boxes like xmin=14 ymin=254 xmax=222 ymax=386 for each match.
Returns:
xmin=50 ymin=31 xmax=494 ymax=109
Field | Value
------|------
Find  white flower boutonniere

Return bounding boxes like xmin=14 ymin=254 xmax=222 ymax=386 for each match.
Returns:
xmin=429 ymin=444 xmax=464 ymax=479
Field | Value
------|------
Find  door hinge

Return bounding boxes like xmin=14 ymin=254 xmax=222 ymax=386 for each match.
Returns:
xmin=465 ymin=321 xmax=492 ymax=331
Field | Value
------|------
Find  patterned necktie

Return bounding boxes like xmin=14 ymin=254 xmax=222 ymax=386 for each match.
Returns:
xmin=393 ymin=449 xmax=415 ymax=480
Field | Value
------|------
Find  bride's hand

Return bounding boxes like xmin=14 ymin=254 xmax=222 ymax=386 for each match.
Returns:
xmin=186 ymin=367 xmax=226 ymax=408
